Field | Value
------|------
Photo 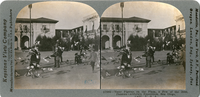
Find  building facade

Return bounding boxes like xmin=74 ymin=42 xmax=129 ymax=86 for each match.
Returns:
xmin=56 ymin=13 xmax=100 ymax=39
xmin=175 ymin=15 xmax=186 ymax=39
xmin=83 ymin=13 xmax=100 ymax=39
xmin=15 ymin=17 xmax=58 ymax=50
xmin=55 ymin=13 xmax=100 ymax=50
xmin=148 ymin=25 xmax=176 ymax=42
xmin=101 ymin=16 xmax=151 ymax=50
xmin=56 ymin=26 xmax=83 ymax=39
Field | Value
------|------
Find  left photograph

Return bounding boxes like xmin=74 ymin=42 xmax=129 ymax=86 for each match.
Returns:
xmin=14 ymin=1 xmax=100 ymax=89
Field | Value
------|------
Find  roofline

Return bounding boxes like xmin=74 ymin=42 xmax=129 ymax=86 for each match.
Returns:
xmin=16 ymin=18 xmax=59 ymax=23
xmin=56 ymin=29 xmax=71 ymax=31
xmin=101 ymin=17 xmax=151 ymax=23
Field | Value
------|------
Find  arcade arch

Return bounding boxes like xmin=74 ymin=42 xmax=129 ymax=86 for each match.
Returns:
xmin=21 ymin=36 xmax=29 ymax=49
xmin=113 ymin=35 xmax=121 ymax=48
xmin=101 ymin=35 xmax=110 ymax=49
xmin=15 ymin=36 xmax=18 ymax=49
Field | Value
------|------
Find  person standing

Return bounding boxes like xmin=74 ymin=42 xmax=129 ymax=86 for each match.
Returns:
xmin=59 ymin=40 xmax=65 ymax=62
xmin=120 ymin=47 xmax=132 ymax=67
xmin=54 ymin=40 xmax=62 ymax=68
xmin=180 ymin=45 xmax=186 ymax=72
xmin=151 ymin=46 xmax=155 ymax=62
xmin=145 ymin=42 xmax=152 ymax=68
xmin=88 ymin=47 xmax=97 ymax=73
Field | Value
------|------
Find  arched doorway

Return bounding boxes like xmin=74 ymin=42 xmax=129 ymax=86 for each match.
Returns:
xmin=15 ymin=36 xmax=18 ymax=50
xmin=101 ymin=35 xmax=110 ymax=50
xmin=113 ymin=35 xmax=121 ymax=49
xmin=21 ymin=36 xmax=29 ymax=49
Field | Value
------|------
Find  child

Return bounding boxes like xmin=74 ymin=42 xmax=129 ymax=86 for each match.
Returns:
xmin=75 ymin=53 xmax=82 ymax=65
xmin=167 ymin=53 xmax=173 ymax=65
xmin=26 ymin=45 xmax=41 ymax=78
xmin=88 ymin=48 xmax=97 ymax=73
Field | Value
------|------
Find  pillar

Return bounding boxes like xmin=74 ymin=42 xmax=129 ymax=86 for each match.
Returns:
xmin=121 ymin=33 xmax=123 ymax=47
xmin=110 ymin=35 xmax=113 ymax=50
xmin=125 ymin=31 xmax=128 ymax=49
xmin=17 ymin=36 xmax=21 ymax=50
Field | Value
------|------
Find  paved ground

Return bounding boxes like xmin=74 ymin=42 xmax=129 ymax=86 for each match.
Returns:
xmin=15 ymin=51 xmax=100 ymax=89
xmin=101 ymin=50 xmax=185 ymax=89
xmin=14 ymin=50 xmax=185 ymax=89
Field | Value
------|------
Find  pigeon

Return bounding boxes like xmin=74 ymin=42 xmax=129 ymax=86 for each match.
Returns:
xmin=135 ymin=56 xmax=142 ymax=59
xmin=44 ymin=56 xmax=51 ymax=59
xmin=101 ymin=56 xmax=107 ymax=60
xmin=133 ymin=68 xmax=137 ymax=70
xmin=48 ymin=68 xmax=53 ymax=71
xmin=111 ymin=60 xmax=115 ymax=62
xmin=106 ymin=72 xmax=111 ymax=77
xmin=109 ymin=57 xmax=113 ymax=60
xmin=15 ymin=71 xmax=20 ymax=77
xmin=43 ymin=58 xmax=49 ymax=63
xmin=139 ymin=68 xmax=144 ymax=71
xmin=134 ymin=58 xmax=140 ymax=63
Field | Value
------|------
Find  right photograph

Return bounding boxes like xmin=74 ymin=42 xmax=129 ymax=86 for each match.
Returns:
xmin=100 ymin=1 xmax=186 ymax=89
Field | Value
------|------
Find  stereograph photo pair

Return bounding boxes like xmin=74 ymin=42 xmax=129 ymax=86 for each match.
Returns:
xmin=0 ymin=0 xmax=199 ymax=97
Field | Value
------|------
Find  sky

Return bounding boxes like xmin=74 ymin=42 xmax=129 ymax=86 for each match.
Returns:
xmin=16 ymin=1 xmax=183 ymax=29
xmin=102 ymin=1 xmax=183 ymax=29
xmin=17 ymin=1 xmax=97 ymax=29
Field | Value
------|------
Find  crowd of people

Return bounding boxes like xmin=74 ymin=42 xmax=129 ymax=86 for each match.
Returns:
xmin=25 ymin=39 xmax=99 ymax=78
xmin=25 ymin=37 xmax=186 ymax=78
xmin=114 ymin=39 xmax=186 ymax=78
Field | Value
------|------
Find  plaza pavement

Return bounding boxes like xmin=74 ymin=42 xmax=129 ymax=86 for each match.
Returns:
xmin=15 ymin=50 xmax=100 ymax=89
xmin=101 ymin=50 xmax=185 ymax=89
xmin=14 ymin=50 xmax=185 ymax=89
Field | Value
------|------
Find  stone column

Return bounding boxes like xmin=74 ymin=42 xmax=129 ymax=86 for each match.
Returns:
xmin=18 ymin=36 xmax=21 ymax=50
xmin=31 ymin=32 xmax=34 ymax=46
xmin=120 ymin=33 xmax=123 ymax=47
xmin=110 ymin=35 xmax=113 ymax=50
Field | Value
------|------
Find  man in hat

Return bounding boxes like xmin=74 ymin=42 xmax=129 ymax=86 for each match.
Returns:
xmin=29 ymin=42 xmax=41 ymax=67
xmin=26 ymin=42 xmax=41 ymax=77
xmin=53 ymin=40 xmax=62 ymax=68
xmin=145 ymin=42 xmax=153 ymax=68
xmin=88 ymin=47 xmax=97 ymax=73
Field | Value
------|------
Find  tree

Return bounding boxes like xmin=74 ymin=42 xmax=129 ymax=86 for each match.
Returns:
xmin=35 ymin=35 xmax=55 ymax=51
xmin=128 ymin=35 xmax=146 ymax=51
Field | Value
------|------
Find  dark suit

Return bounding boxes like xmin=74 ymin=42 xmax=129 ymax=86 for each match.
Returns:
xmin=145 ymin=46 xmax=153 ymax=68
xmin=54 ymin=44 xmax=62 ymax=68
xmin=121 ymin=49 xmax=132 ymax=69
xmin=30 ymin=48 xmax=40 ymax=66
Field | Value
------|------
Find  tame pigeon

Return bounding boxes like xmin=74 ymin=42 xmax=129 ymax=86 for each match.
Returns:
xmin=109 ymin=57 xmax=113 ymax=60
xmin=20 ymin=59 xmax=26 ymax=63
xmin=136 ymin=56 xmax=142 ymax=59
xmin=15 ymin=71 xmax=20 ymax=77
xmin=44 ymin=56 xmax=51 ymax=59
xmin=43 ymin=58 xmax=49 ymax=63
xmin=101 ymin=56 xmax=107 ymax=61
xmin=106 ymin=71 xmax=111 ymax=77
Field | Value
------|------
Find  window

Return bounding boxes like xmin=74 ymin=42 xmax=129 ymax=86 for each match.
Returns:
xmin=41 ymin=25 xmax=50 ymax=33
xmin=23 ymin=25 xmax=28 ymax=33
xmin=155 ymin=30 xmax=161 ymax=37
xmin=103 ymin=24 xmax=107 ymax=31
xmin=115 ymin=24 xmax=119 ymax=31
